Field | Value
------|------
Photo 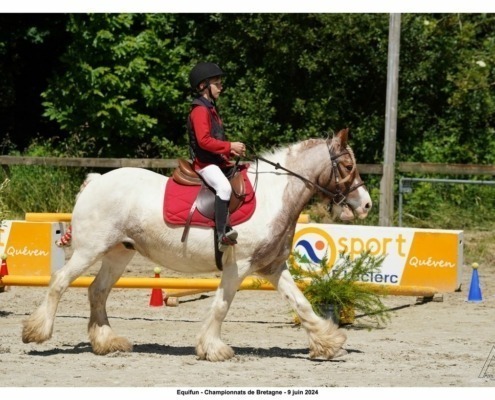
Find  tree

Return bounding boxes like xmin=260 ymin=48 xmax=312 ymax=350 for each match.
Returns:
xmin=12 ymin=12 xmax=495 ymax=166
xmin=399 ymin=14 xmax=495 ymax=164
xmin=193 ymin=14 xmax=391 ymax=159
xmin=0 ymin=14 xmax=68 ymax=153
xmin=42 ymin=14 xmax=192 ymax=157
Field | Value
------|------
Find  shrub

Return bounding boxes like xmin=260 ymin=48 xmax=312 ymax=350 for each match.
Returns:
xmin=289 ymin=250 xmax=391 ymax=327
xmin=0 ymin=178 xmax=10 ymax=221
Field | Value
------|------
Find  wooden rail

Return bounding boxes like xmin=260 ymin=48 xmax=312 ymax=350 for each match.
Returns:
xmin=1 ymin=155 xmax=494 ymax=176
xmin=397 ymin=162 xmax=495 ymax=176
xmin=0 ymin=155 xmax=177 ymax=169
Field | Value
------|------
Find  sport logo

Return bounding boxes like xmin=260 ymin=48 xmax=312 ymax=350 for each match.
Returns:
xmin=292 ymin=227 xmax=337 ymax=272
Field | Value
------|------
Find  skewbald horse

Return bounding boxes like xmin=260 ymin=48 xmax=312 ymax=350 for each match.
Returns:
xmin=22 ymin=128 xmax=372 ymax=361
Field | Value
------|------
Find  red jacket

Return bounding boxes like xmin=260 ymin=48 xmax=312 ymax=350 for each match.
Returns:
xmin=188 ymin=99 xmax=233 ymax=170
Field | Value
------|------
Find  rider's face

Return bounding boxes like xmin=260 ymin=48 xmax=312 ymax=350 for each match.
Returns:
xmin=209 ymin=78 xmax=223 ymax=99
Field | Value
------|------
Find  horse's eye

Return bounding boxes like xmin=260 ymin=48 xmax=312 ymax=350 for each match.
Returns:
xmin=345 ymin=165 xmax=353 ymax=172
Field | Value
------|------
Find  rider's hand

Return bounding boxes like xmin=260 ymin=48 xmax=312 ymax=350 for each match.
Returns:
xmin=230 ymin=142 xmax=246 ymax=157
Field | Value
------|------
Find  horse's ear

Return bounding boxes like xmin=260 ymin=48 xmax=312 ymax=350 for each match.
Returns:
xmin=336 ymin=128 xmax=349 ymax=146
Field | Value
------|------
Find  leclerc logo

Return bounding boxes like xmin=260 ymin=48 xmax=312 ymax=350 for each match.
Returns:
xmin=292 ymin=227 xmax=337 ymax=272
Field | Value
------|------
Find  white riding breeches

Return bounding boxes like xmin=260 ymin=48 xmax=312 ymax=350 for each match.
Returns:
xmin=197 ymin=164 xmax=232 ymax=201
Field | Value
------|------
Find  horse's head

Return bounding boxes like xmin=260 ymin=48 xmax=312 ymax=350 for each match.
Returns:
xmin=320 ymin=128 xmax=372 ymax=221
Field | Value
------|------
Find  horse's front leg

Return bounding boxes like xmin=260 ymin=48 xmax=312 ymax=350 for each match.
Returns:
xmin=196 ymin=259 xmax=246 ymax=362
xmin=261 ymin=265 xmax=347 ymax=360
xmin=22 ymin=249 xmax=99 ymax=345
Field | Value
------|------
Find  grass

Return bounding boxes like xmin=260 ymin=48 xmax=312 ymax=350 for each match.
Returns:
xmin=463 ymin=230 xmax=495 ymax=267
xmin=0 ymin=178 xmax=9 ymax=221
xmin=1 ymin=165 xmax=84 ymax=219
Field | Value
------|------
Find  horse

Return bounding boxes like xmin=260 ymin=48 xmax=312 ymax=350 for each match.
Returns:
xmin=21 ymin=128 xmax=372 ymax=361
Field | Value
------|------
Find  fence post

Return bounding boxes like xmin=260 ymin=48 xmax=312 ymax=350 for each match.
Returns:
xmin=379 ymin=13 xmax=401 ymax=227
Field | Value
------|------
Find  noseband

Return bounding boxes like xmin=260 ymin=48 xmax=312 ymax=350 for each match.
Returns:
xmin=253 ymin=145 xmax=364 ymax=207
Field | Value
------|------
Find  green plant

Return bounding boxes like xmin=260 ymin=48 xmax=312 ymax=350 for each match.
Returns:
xmin=289 ymin=250 xmax=391 ymax=327
xmin=0 ymin=138 xmax=86 ymax=219
xmin=41 ymin=14 xmax=191 ymax=158
xmin=2 ymin=165 xmax=83 ymax=218
xmin=399 ymin=182 xmax=495 ymax=230
xmin=0 ymin=178 xmax=10 ymax=221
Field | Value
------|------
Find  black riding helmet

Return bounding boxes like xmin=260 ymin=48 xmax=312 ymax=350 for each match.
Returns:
xmin=189 ymin=62 xmax=224 ymax=92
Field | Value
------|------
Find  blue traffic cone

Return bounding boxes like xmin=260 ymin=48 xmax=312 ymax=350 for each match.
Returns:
xmin=467 ymin=262 xmax=482 ymax=302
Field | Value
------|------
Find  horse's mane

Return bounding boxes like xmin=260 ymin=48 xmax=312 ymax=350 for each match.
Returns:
xmin=257 ymin=138 xmax=327 ymax=160
xmin=252 ymin=135 xmax=357 ymax=174
xmin=287 ymin=136 xmax=356 ymax=169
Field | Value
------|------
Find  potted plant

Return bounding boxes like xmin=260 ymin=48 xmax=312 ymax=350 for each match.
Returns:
xmin=288 ymin=250 xmax=391 ymax=327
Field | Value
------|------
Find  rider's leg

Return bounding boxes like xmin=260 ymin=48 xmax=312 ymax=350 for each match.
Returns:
xmin=214 ymin=196 xmax=238 ymax=251
xmin=197 ymin=165 xmax=238 ymax=251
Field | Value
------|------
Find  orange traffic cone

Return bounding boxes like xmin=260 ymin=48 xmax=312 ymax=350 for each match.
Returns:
xmin=1 ymin=254 xmax=9 ymax=292
xmin=149 ymin=267 xmax=164 ymax=307
xmin=0 ymin=254 xmax=8 ymax=276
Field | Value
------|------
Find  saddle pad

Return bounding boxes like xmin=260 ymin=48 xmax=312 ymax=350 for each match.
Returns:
xmin=163 ymin=166 xmax=256 ymax=227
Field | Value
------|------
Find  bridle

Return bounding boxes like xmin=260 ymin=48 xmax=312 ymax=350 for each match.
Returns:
xmin=250 ymin=143 xmax=365 ymax=207
xmin=326 ymin=145 xmax=365 ymax=206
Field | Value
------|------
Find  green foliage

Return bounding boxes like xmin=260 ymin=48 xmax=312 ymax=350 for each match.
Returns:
xmin=399 ymin=181 xmax=495 ymax=230
xmin=464 ymin=231 xmax=495 ymax=268
xmin=204 ymin=14 xmax=391 ymax=155
xmin=41 ymin=14 xmax=191 ymax=157
xmin=3 ymin=13 xmax=492 ymax=166
xmin=2 ymin=13 xmax=495 ymax=228
xmin=1 ymin=139 xmax=84 ymax=218
xmin=400 ymin=14 xmax=495 ymax=164
xmin=0 ymin=14 xmax=68 ymax=151
xmin=303 ymin=180 xmax=495 ymax=232
xmin=0 ymin=178 xmax=10 ymax=221
xmin=2 ymin=166 xmax=81 ymax=217
xmin=289 ymin=251 xmax=391 ymax=327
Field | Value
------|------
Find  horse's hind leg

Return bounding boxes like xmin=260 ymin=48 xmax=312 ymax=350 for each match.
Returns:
xmin=88 ymin=246 xmax=135 ymax=355
xmin=22 ymin=249 xmax=99 ymax=344
xmin=260 ymin=265 xmax=347 ymax=360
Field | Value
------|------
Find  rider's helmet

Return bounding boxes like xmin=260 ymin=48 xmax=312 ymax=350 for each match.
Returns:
xmin=189 ymin=62 xmax=224 ymax=92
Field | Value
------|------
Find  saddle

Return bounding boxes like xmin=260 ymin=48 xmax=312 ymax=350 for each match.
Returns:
xmin=170 ymin=159 xmax=256 ymax=242
xmin=164 ymin=159 xmax=255 ymax=271
xmin=172 ymin=159 xmax=246 ymax=214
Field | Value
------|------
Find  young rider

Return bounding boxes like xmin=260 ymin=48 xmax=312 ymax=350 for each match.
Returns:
xmin=187 ymin=62 xmax=246 ymax=251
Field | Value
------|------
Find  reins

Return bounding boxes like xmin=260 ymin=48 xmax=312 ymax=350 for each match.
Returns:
xmin=254 ymin=154 xmax=338 ymax=199
xmin=245 ymin=143 xmax=364 ymax=206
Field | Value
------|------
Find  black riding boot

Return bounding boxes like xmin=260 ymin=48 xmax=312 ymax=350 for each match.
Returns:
xmin=214 ymin=196 xmax=238 ymax=251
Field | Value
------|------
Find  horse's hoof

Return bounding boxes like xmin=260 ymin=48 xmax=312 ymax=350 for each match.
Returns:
xmin=92 ymin=336 xmax=133 ymax=355
xmin=22 ymin=329 xmax=50 ymax=344
xmin=196 ymin=341 xmax=235 ymax=362
xmin=22 ymin=315 xmax=52 ymax=344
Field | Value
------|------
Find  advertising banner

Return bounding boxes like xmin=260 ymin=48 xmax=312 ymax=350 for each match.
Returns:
xmin=292 ymin=223 xmax=463 ymax=292
xmin=0 ymin=220 xmax=65 ymax=276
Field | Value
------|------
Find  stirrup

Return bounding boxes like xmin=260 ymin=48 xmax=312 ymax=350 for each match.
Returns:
xmin=218 ymin=230 xmax=238 ymax=252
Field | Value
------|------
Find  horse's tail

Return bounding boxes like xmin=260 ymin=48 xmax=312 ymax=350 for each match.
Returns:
xmin=75 ymin=173 xmax=101 ymax=201
xmin=56 ymin=173 xmax=102 ymax=248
